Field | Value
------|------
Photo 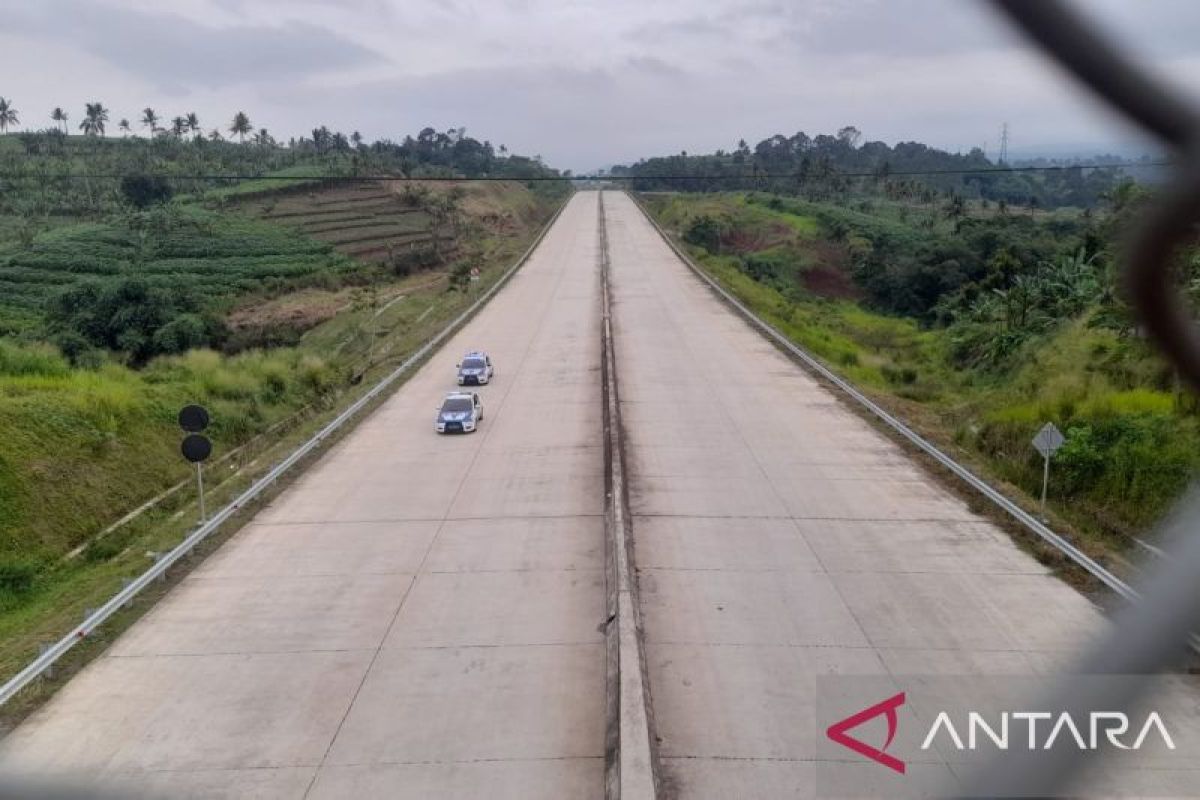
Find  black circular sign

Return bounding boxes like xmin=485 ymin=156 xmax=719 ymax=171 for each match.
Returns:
xmin=181 ymin=433 xmax=213 ymax=463
xmin=179 ymin=404 xmax=210 ymax=433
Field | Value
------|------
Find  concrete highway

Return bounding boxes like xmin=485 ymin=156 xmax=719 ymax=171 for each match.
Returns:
xmin=1 ymin=189 xmax=1171 ymax=798
xmin=1 ymin=192 xmax=608 ymax=798
xmin=602 ymin=191 xmax=1111 ymax=798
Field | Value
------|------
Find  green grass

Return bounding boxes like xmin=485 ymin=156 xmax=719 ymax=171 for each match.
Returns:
xmin=201 ymin=164 xmax=336 ymax=202
xmin=0 ymin=343 xmax=337 ymax=565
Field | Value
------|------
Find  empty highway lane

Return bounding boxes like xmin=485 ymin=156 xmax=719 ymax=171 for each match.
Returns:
xmin=1 ymin=192 xmax=608 ymax=799
xmin=603 ymin=191 xmax=1109 ymax=798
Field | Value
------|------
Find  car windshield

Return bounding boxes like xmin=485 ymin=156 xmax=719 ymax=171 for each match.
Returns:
xmin=461 ymin=358 xmax=486 ymax=370
xmin=441 ymin=398 xmax=473 ymax=414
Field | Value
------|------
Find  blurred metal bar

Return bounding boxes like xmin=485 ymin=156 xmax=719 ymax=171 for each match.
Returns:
xmin=964 ymin=1 xmax=1200 ymax=796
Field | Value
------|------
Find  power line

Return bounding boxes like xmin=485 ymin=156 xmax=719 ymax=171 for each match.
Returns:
xmin=0 ymin=161 xmax=1168 ymax=183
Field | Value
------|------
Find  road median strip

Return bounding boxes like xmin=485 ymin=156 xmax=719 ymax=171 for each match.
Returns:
xmin=599 ymin=191 xmax=661 ymax=799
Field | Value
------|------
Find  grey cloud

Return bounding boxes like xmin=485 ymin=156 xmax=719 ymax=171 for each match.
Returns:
xmin=1 ymin=0 xmax=1190 ymax=171
xmin=629 ymin=16 xmax=727 ymax=43
xmin=626 ymin=55 xmax=685 ymax=77
xmin=9 ymin=0 xmax=383 ymax=90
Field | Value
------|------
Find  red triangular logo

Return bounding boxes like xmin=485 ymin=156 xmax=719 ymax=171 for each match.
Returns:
xmin=826 ymin=691 xmax=906 ymax=774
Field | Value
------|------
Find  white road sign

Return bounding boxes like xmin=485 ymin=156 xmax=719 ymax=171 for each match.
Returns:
xmin=1032 ymin=422 xmax=1065 ymax=459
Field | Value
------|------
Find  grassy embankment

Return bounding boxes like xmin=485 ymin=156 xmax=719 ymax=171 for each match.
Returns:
xmin=0 ymin=179 xmax=564 ymax=701
xmin=639 ymin=192 xmax=1200 ymax=569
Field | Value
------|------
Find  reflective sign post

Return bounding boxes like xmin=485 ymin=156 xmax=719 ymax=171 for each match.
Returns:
xmin=1032 ymin=422 xmax=1065 ymax=521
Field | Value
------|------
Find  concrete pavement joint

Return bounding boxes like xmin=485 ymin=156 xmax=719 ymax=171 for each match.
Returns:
xmin=599 ymin=191 xmax=661 ymax=800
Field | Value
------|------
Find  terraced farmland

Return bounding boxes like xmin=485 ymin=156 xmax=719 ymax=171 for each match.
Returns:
xmin=242 ymin=182 xmax=448 ymax=264
xmin=0 ymin=207 xmax=358 ymax=335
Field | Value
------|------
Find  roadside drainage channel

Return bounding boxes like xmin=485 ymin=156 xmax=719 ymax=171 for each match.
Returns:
xmin=0 ymin=196 xmax=571 ymax=709
xmin=599 ymin=190 xmax=661 ymax=799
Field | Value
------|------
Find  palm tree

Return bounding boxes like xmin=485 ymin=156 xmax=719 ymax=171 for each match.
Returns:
xmin=50 ymin=107 xmax=67 ymax=133
xmin=254 ymin=128 xmax=274 ymax=147
xmin=78 ymin=102 xmax=109 ymax=136
xmin=141 ymin=107 xmax=159 ymax=136
xmin=185 ymin=112 xmax=200 ymax=137
xmin=208 ymin=128 xmax=223 ymax=142
xmin=171 ymin=116 xmax=186 ymax=138
xmin=118 ymin=118 xmax=131 ymax=137
xmin=351 ymin=130 xmax=363 ymax=148
xmin=0 ymin=98 xmax=19 ymax=134
xmin=229 ymin=111 xmax=252 ymax=143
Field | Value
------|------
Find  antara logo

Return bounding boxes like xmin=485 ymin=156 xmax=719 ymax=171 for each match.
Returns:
xmin=826 ymin=692 xmax=907 ymax=774
xmin=920 ymin=711 xmax=1176 ymax=752
xmin=826 ymin=693 xmax=1176 ymax=774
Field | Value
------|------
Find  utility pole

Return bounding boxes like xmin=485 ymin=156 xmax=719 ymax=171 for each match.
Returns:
xmin=999 ymin=123 xmax=1010 ymax=165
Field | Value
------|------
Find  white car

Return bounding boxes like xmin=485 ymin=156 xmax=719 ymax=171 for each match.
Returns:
xmin=436 ymin=392 xmax=483 ymax=434
xmin=456 ymin=351 xmax=494 ymax=385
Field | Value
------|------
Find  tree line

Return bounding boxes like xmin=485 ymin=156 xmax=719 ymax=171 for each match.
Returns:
xmin=612 ymin=127 xmax=1136 ymax=209
xmin=0 ymin=97 xmax=270 ymax=144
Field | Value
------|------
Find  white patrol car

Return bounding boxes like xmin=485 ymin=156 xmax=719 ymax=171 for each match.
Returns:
xmin=456 ymin=351 xmax=494 ymax=385
xmin=436 ymin=392 xmax=482 ymax=434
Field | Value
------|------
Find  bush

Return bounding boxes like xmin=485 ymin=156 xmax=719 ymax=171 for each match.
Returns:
xmin=0 ymin=557 xmax=40 ymax=595
xmin=1055 ymin=425 xmax=1106 ymax=494
xmin=120 ymin=175 xmax=174 ymax=209
xmin=448 ymin=261 xmax=472 ymax=292
xmin=298 ymin=355 xmax=336 ymax=396
xmin=0 ymin=340 xmax=70 ymax=377
xmin=47 ymin=277 xmax=217 ymax=366
xmin=684 ymin=214 xmax=727 ymax=252
xmin=152 ymin=314 xmax=209 ymax=354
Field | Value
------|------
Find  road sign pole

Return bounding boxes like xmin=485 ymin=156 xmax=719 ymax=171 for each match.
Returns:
xmin=1032 ymin=421 xmax=1064 ymax=523
xmin=1041 ymin=451 xmax=1050 ymax=521
xmin=196 ymin=462 xmax=206 ymax=523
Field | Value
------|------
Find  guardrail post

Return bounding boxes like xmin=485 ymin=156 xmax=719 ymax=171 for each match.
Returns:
xmin=37 ymin=644 xmax=53 ymax=679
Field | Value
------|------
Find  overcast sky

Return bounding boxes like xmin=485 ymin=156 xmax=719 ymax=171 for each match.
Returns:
xmin=2 ymin=0 xmax=1197 ymax=171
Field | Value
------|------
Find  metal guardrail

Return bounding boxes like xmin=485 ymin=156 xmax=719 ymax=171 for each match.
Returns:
xmin=629 ymin=191 xmax=1138 ymax=602
xmin=0 ymin=196 xmax=569 ymax=708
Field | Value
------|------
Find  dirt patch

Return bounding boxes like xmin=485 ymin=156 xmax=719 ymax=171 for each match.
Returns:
xmin=800 ymin=241 xmax=860 ymax=300
xmin=228 ymin=289 xmax=354 ymax=333
xmin=801 ymin=266 xmax=858 ymax=299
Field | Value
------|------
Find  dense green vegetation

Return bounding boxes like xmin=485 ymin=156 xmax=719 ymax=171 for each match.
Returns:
xmin=642 ymin=188 xmax=1195 ymax=550
xmin=616 ymin=126 xmax=1146 ymax=209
